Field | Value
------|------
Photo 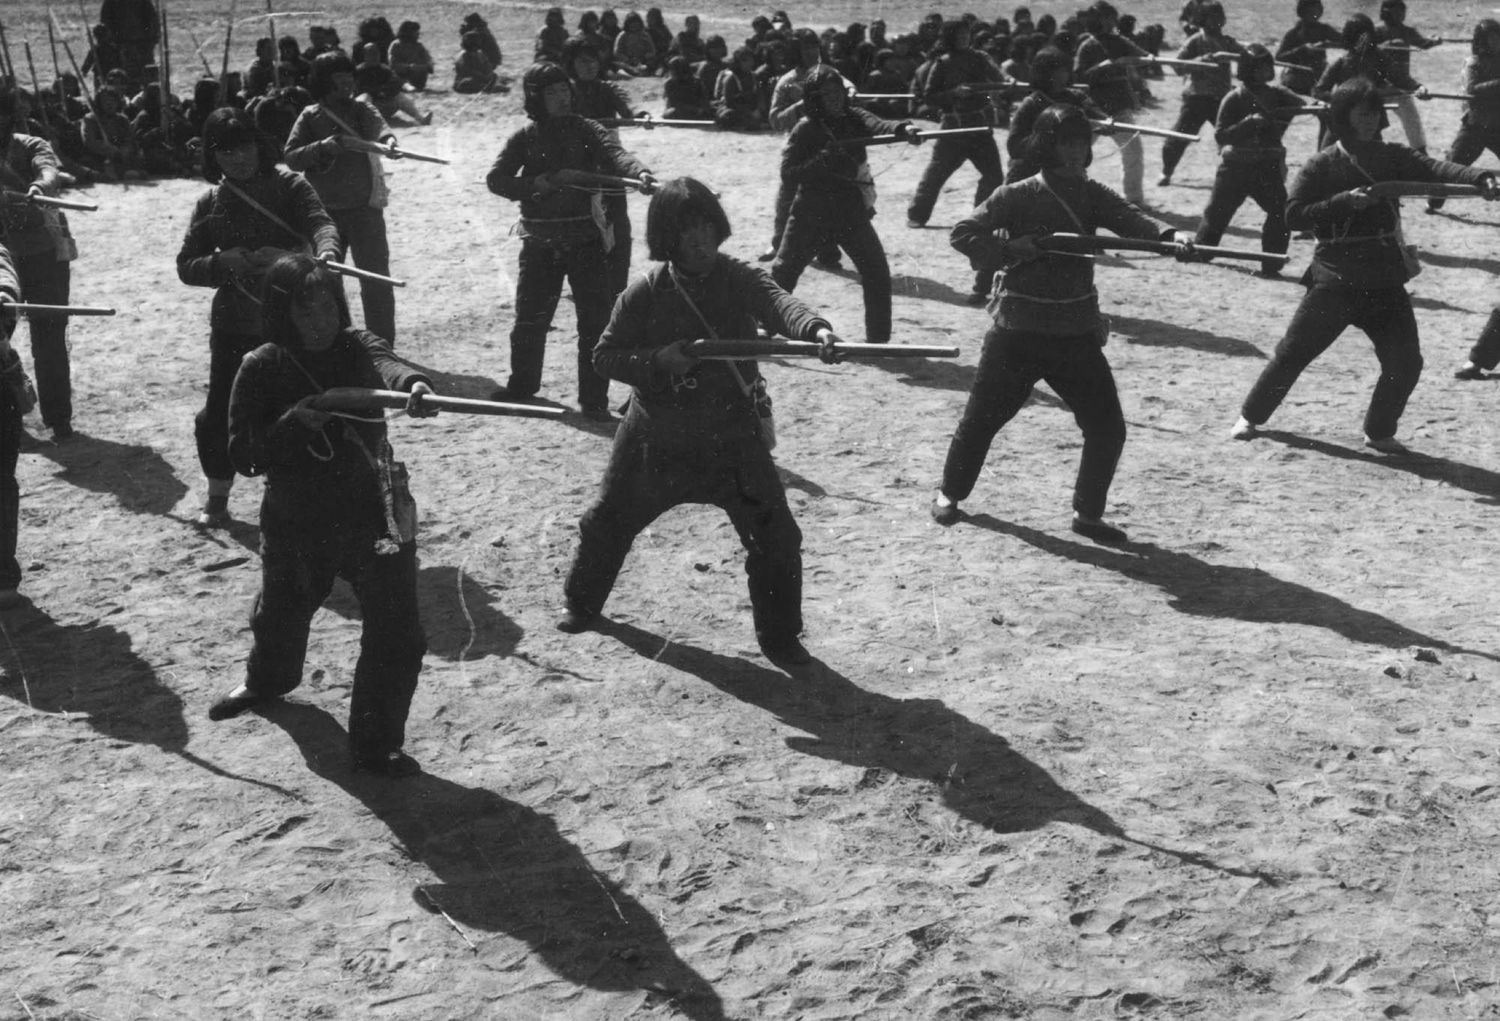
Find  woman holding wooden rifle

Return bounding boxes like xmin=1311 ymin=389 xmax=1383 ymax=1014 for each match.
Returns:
xmin=285 ymin=52 xmax=400 ymax=345
xmin=933 ymin=105 xmax=1189 ymax=544
xmin=0 ymin=88 xmax=78 ymax=443
xmin=556 ymin=177 xmax=841 ymax=666
xmin=1312 ymin=15 xmax=1426 ymax=149
xmin=1190 ymin=45 xmax=1302 ymax=277
xmin=208 ymin=253 xmax=436 ymax=778
xmin=562 ymin=38 xmax=638 ymax=302
xmin=177 ymin=107 xmax=340 ymax=527
xmin=1232 ymin=79 xmax=1500 ymax=452
xmin=486 ymin=62 xmax=656 ymax=419
xmin=1428 ymin=20 xmax=1500 ymax=218
xmin=771 ymin=66 xmax=919 ymax=345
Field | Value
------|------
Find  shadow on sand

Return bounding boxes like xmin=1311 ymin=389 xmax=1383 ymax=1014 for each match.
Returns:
xmin=29 ymin=432 xmax=189 ymax=517
xmin=965 ymin=513 xmax=1495 ymax=660
xmin=260 ymin=701 xmax=726 ymax=1020
xmin=595 ymin=619 xmax=1276 ymax=883
xmin=1260 ymin=429 xmax=1500 ymax=507
xmin=0 ymin=603 xmax=296 ymax=796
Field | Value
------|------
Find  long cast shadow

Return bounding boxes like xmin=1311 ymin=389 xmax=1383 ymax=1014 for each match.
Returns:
xmin=596 ymin=619 xmax=1275 ymax=883
xmin=1260 ymin=430 xmax=1500 ymax=506
xmin=1414 ymin=249 xmax=1500 ymax=276
xmin=28 ymin=433 xmax=189 ymax=517
xmin=0 ymin=603 xmax=295 ymax=796
xmin=1110 ymin=314 xmax=1267 ymax=359
xmin=965 ymin=514 xmax=1495 ymax=660
xmin=259 ymin=702 xmax=726 ymax=1020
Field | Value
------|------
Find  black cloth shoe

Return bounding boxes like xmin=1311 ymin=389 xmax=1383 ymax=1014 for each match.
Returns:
xmin=964 ymin=290 xmax=988 ymax=306
xmin=579 ymin=404 xmax=615 ymax=422
xmin=758 ymin=633 xmax=811 ymax=666
xmin=353 ymin=750 xmax=422 ymax=777
xmin=757 ymin=246 xmax=777 ymax=262
xmin=51 ymin=423 xmax=75 ymax=442
xmin=930 ymin=498 xmax=961 ymax=526
xmin=556 ymin=607 xmax=599 ymax=633
xmin=208 ymin=687 xmax=268 ymax=721
xmin=1455 ymin=364 xmax=1485 ymax=381
xmin=1071 ymin=516 xmax=1128 ymax=545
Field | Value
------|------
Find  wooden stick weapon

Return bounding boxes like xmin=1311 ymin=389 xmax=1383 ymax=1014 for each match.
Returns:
xmin=550 ymin=168 xmax=653 ymax=191
xmin=853 ymin=92 xmax=915 ymax=100
xmin=3 ymin=190 xmax=98 ymax=211
xmin=318 ymin=258 xmax=405 ymax=287
xmin=684 ymin=339 xmax=960 ymax=359
xmin=23 ymin=43 xmax=47 ymax=118
xmin=158 ymin=0 xmax=171 ymax=134
xmin=221 ymin=0 xmax=238 ymax=83
xmin=50 ymin=12 xmax=99 ymax=117
xmin=1036 ymin=233 xmax=1281 ymax=263
xmin=592 ymin=116 xmax=716 ymax=128
xmin=46 ymin=18 xmax=61 ymax=83
xmin=828 ymin=125 xmax=988 ymax=148
xmin=71 ymin=0 xmax=100 ymax=92
xmin=0 ymin=20 xmax=15 ymax=83
xmin=339 ymin=136 xmax=450 ymax=164
xmin=1364 ymin=181 xmax=1487 ymax=199
xmin=184 ymin=25 xmax=216 ymax=77
xmin=1090 ymin=118 xmax=1199 ymax=141
xmin=308 ymin=387 xmax=567 ymax=419
xmin=1119 ymin=55 xmax=1219 ymax=72
xmin=264 ymin=0 xmax=279 ymax=90
xmin=0 ymin=301 xmax=115 ymax=315
xmin=1409 ymin=91 xmax=1470 ymax=102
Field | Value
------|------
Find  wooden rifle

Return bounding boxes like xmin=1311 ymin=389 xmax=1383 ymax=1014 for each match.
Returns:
xmin=683 ymin=339 xmax=959 ymax=360
xmin=340 ymin=136 xmax=451 ymax=165
xmin=307 ymin=387 xmax=567 ymax=419
xmin=1090 ymin=119 xmax=1199 ymax=142
xmin=1 ymin=190 xmax=98 ymax=211
xmin=827 ymin=125 xmax=988 ymax=148
xmin=1036 ymin=232 xmax=1282 ymax=264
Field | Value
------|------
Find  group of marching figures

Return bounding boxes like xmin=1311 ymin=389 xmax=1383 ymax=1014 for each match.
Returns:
xmin=2 ymin=2 xmax=1500 ymax=776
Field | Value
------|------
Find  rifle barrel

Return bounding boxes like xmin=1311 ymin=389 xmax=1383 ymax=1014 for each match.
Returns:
xmin=3 ymin=190 xmax=99 ymax=211
xmin=1090 ymin=119 xmax=1199 ymax=142
xmin=3 ymin=302 xmax=115 ymax=316
xmin=684 ymin=340 xmax=960 ymax=359
xmin=594 ymin=117 xmax=716 ymax=127
xmin=1037 ymin=233 xmax=1276 ymax=263
xmin=320 ymin=260 xmax=406 ymax=288
xmin=310 ymin=387 xmax=566 ymax=419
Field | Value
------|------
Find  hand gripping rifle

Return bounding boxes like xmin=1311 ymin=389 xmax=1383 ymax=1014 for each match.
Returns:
xmin=683 ymin=339 xmax=960 ymax=360
xmin=306 ymin=388 xmax=567 ymax=419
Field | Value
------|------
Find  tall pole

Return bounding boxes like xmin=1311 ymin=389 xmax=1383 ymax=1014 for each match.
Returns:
xmin=220 ymin=0 xmax=237 ymax=86
xmin=158 ymin=2 xmax=170 ymax=134
xmin=264 ymin=0 xmax=279 ymax=89
xmin=46 ymin=17 xmax=62 ymax=82
xmin=51 ymin=10 xmax=98 ymax=117
xmin=0 ymin=21 xmax=16 ymax=85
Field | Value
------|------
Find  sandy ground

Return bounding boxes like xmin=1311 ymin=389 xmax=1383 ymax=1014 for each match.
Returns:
xmin=2 ymin=1 xmax=1500 ymax=1018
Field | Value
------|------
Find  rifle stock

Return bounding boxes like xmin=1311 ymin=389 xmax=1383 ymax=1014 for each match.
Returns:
xmin=308 ymin=388 xmax=566 ymax=419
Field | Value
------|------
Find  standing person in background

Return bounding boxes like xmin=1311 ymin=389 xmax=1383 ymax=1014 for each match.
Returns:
xmin=763 ymin=30 xmax=844 ymax=265
xmin=564 ymin=39 xmax=639 ymax=301
xmin=285 ymin=52 xmax=401 ymax=345
xmin=486 ymin=63 xmax=657 ymax=418
xmin=0 ymin=90 xmax=78 ymax=442
xmin=1074 ymin=0 xmax=1150 ymax=204
xmin=1231 ymin=80 xmax=1499 ymax=453
xmin=1434 ymin=22 xmax=1500 ymax=214
xmin=176 ymin=108 xmax=340 ymax=528
xmin=1275 ymin=0 xmax=1340 ymax=97
xmin=1190 ymin=45 xmax=1299 ymax=277
xmin=771 ymin=67 xmax=920 ymax=344
xmin=557 ymin=177 xmax=844 ymax=667
xmin=209 ymin=254 xmax=437 ymax=778
xmin=1159 ymin=1 xmax=1244 ymax=187
xmin=1313 ymin=15 xmax=1426 ymax=149
xmin=0 ymin=243 xmax=28 ymax=609
xmin=1375 ymin=0 xmax=1440 ymax=152
xmin=933 ymin=106 xmax=1189 ymax=544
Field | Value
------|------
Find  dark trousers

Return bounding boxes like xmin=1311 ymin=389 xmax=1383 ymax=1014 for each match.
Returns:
xmin=940 ymin=325 xmax=1126 ymax=520
xmin=14 ymin=253 xmax=72 ymax=431
xmin=1466 ymin=306 xmax=1500 ymax=370
xmin=330 ymin=206 xmax=396 ymax=344
xmin=906 ymin=131 xmax=1004 ymax=226
xmin=605 ymin=193 xmax=633 ymax=300
xmin=1431 ymin=122 xmax=1500 ymax=210
xmin=1240 ymin=284 xmax=1421 ymax=440
xmin=771 ymin=207 xmax=892 ymax=344
xmin=509 ymin=238 xmax=612 ymax=408
xmin=195 ymin=330 xmax=260 ymax=482
xmin=246 ymin=537 xmax=427 ymax=759
xmin=0 ymin=387 xmax=20 ymax=590
xmin=565 ymin=426 xmax=804 ymax=641
xmin=1194 ymin=157 xmax=1289 ymax=272
xmin=768 ymin=177 xmax=837 ymax=262
xmin=1162 ymin=94 xmax=1220 ymax=178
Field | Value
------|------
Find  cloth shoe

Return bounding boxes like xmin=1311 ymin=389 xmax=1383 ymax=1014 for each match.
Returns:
xmin=1071 ymin=514 xmax=1128 ymax=545
xmin=197 ymin=493 xmax=230 ymax=528
xmin=1364 ymin=434 xmax=1409 ymax=455
xmin=757 ymin=246 xmax=777 ymax=262
xmin=353 ymin=750 xmax=421 ymax=777
xmin=556 ymin=607 xmax=599 ymax=633
xmin=930 ymin=494 xmax=961 ymax=526
xmin=208 ymin=685 xmax=268 ymax=721
xmin=758 ymin=632 xmax=811 ymax=666
xmin=1454 ymin=363 xmax=1484 ymax=380
xmin=1230 ymin=416 xmax=1258 ymax=440
xmin=0 ymin=589 xmax=22 ymax=610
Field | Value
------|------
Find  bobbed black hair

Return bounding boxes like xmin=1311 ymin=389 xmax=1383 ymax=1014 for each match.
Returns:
xmin=522 ymin=61 xmax=572 ymax=118
xmin=645 ymin=177 xmax=731 ymax=262
xmin=201 ymin=106 xmax=281 ymax=182
xmin=1028 ymin=103 xmax=1093 ymax=170
xmin=1340 ymin=14 xmax=1376 ymax=51
xmin=260 ymin=253 xmax=351 ymax=349
xmin=1327 ymin=76 xmax=1384 ymax=139
xmin=1237 ymin=43 xmax=1275 ymax=82
xmin=1474 ymin=18 xmax=1500 ymax=55
xmin=1029 ymin=46 xmax=1072 ymax=88
xmin=308 ymin=51 xmax=356 ymax=99
xmin=800 ymin=65 xmax=847 ymax=120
